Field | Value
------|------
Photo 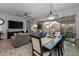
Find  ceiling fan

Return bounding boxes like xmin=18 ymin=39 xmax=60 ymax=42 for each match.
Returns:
xmin=23 ymin=12 xmax=32 ymax=18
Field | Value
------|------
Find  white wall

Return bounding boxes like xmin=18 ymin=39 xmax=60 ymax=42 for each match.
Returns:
xmin=0 ymin=13 xmax=27 ymax=39
xmin=35 ymin=6 xmax=79 ymax=39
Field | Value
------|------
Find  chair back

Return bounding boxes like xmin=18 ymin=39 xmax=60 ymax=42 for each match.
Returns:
xmin=31 ymin=35 xmax=43 ymax=56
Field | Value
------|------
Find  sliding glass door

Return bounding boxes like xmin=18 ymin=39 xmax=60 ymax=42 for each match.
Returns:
xmin=61 ymin=15 xmax=76 ymax=42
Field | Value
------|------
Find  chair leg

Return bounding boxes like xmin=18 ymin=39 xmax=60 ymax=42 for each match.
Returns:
xmin=48 ymin=50 xmax=55 ymax=56
xmin=61 ymin=48 xmax=63 ymax=56
xmin=49 ymin=51 xmax=52 ymax=56
xmin=58 ymin=48 xmax=60 ymax=56
xmin=59 ymin=46 xmax=63 ymax=56
xmin=61 ymin=45 xmax=64 ymax=56
xmin=32 ymin=53 xmax=34 ymax=56
xmin=58 ymin=45 xmax=64 ymax=56
xmin=54 ymin=48 xmax=58 ymax=56
xmin=32 ymin=49 xmax=34 ymax=56
xmin=51 ymin=48 xmax=58 ymax=56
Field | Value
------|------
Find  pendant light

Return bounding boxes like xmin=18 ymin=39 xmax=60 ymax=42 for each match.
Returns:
xmin=47 ymin=3 xmax=58 ymax=20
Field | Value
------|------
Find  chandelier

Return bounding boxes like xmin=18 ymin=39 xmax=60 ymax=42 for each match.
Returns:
xmin=47 ymin=3 xmax=58 ymax=20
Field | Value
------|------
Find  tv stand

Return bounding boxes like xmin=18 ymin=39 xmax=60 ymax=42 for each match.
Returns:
xmin=7 ymin=31 xmax=24 ymax=39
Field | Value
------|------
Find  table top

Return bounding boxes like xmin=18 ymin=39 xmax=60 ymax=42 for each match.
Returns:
xmin=41 ymin=37 xmax=54 ymax=46
xmin=43 ymin=35 xmax=62 ymax=50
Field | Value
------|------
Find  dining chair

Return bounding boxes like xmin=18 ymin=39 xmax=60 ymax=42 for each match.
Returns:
xmin=56 ymin=35 xmax=65 ymax=56
xmin=30 ymin=35 xmax=50 ymax=56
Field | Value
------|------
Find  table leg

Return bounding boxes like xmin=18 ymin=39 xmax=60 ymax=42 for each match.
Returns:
xmin=61 ymin=48 xmax=63 ymax=56
xmin=58 ymin=47 xmax=60 ymax=56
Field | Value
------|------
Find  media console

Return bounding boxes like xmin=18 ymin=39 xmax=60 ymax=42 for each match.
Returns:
xmin=7 ymin=31 xmax=24 ymax=39
xmin=7 ymin=20 xmax=24 ymax=38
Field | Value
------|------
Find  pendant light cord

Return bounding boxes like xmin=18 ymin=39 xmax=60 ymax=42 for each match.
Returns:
xmin=50 ymin=3 xmax=52 ymax=15
xmin=50 ymin=3 xmax=56 ymax=15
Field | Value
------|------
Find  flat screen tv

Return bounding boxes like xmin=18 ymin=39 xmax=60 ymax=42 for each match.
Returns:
xmin=8 ymin=20 xmax=23 ymax=29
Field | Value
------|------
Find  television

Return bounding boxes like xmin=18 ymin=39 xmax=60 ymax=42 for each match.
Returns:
xmin=8 ymin=20 xmax=23 ymax=29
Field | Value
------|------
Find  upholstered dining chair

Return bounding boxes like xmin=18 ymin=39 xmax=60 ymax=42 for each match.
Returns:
xmin=30 ymin=35 xmax=50 ymax=56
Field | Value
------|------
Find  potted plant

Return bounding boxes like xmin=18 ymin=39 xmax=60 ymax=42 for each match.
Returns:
xmin=63 ymin=31 xmax=76 ymax=42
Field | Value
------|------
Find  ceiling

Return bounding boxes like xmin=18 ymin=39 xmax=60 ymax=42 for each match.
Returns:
xmin=0 ymin=3 xmax=78 ymax=19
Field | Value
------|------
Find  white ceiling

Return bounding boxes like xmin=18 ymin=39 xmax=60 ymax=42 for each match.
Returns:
xmin=0 ymin=3 xmax=78 ymax=19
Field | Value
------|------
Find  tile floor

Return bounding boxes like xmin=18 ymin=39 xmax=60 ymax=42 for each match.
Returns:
xmin=0 ymin=39 xmax=79 ymax=56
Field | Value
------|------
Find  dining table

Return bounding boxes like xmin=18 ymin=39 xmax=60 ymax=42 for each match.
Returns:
xmin=42 ymin=35 xmax=64 ymax=55
xmin=30 ymin=32 xmax=65 ymax=56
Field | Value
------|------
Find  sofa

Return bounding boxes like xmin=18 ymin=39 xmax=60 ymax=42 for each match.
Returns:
xmin=10 ymin=33 xmax=31 ymax=48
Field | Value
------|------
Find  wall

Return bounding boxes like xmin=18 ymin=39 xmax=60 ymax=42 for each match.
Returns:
xmin=0 ymin=13 xmax=27 ymax=39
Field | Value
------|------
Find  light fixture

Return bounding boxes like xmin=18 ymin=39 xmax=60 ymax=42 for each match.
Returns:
xmin=47 ymin=3 xmax=59 ymax=35
xmin=47 ymin=3 xmax=58 ymax=20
